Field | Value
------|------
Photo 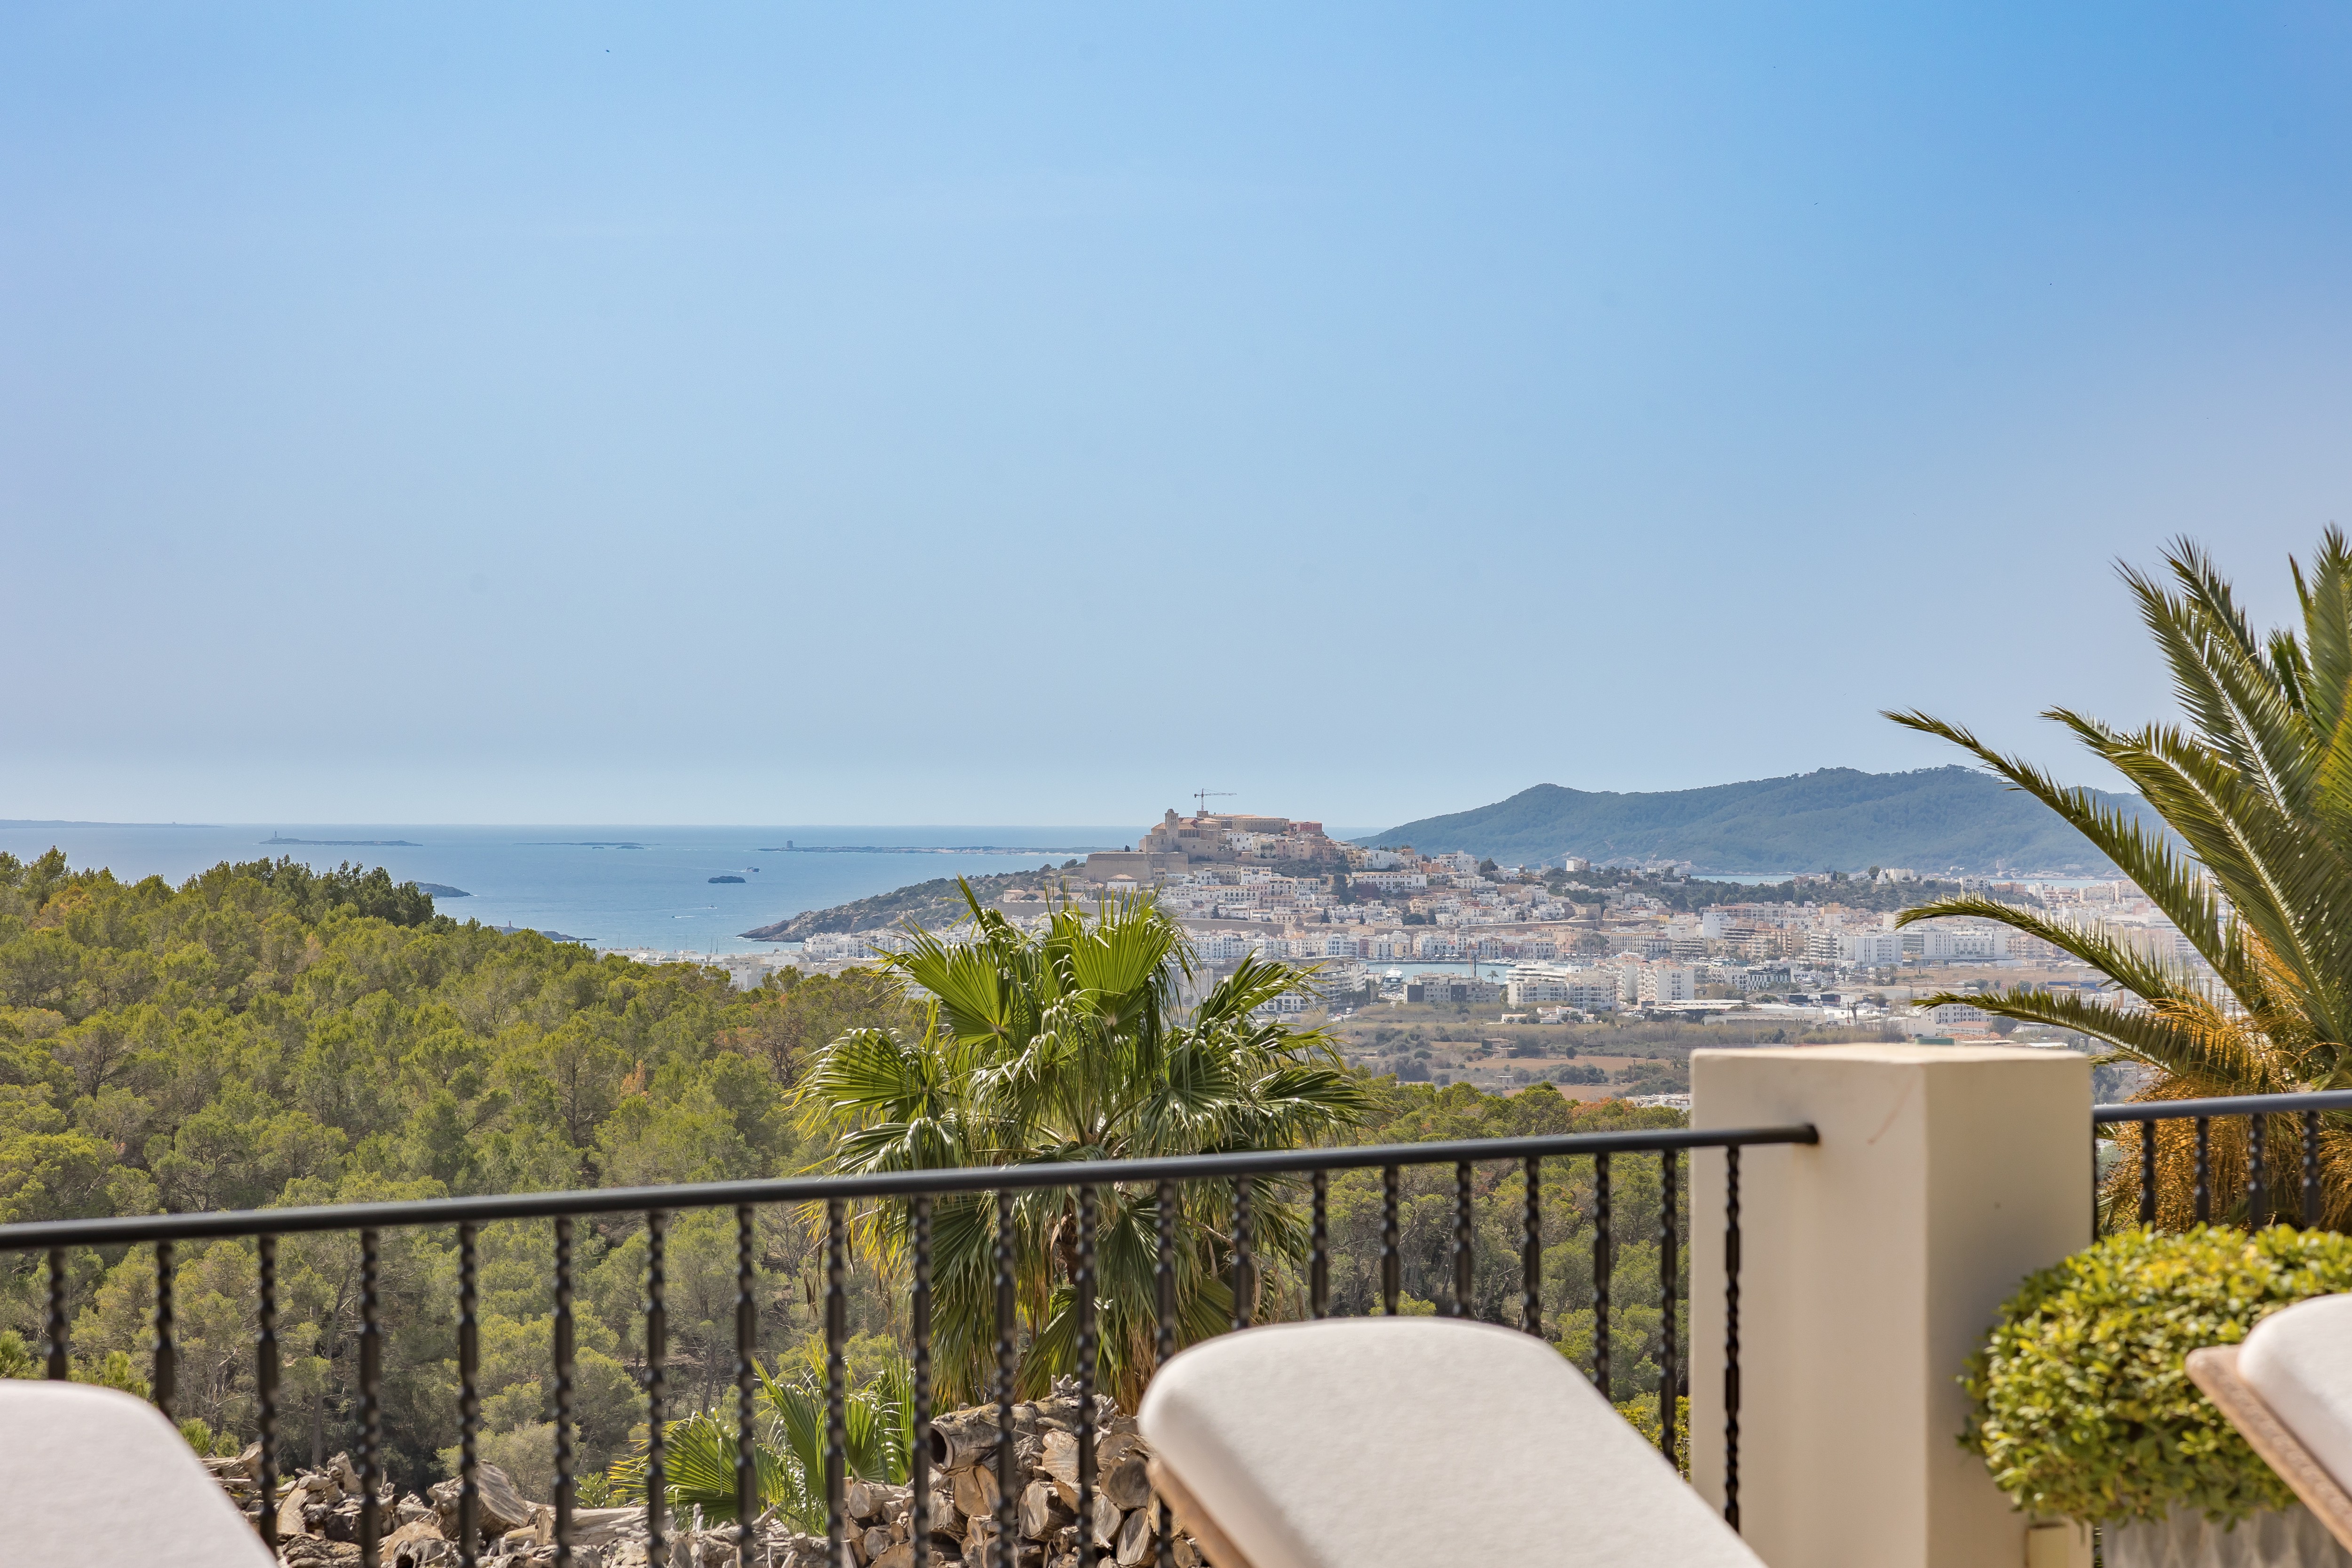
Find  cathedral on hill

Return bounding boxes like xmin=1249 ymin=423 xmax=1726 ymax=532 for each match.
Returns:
xmin=1081 ymin=809 xmax=1342 ymax=883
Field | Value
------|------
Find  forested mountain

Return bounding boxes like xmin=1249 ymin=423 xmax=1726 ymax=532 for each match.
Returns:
xmin=1364 ymin=766 xmax=2158 ymax=873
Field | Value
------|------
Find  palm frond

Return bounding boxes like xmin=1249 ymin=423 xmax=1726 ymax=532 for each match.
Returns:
xmin=605 ymin=1409 xmax=799 ymax=1525
xmin=799 ymin=891 xmax=1361 ymax=1406
xmin=2053 ymin=712 xmax=2352 ymax=1017
xmin=1880 ymin=710 xmax=2231 ymax=972
xmin=1913 ymin=986 xmax=2217 ymax=1067
xmin=1891 ymin=529 xmax=2352 ymax=1226
xmin=2124 ymin=548 xmax=2314 ymax=814
xmin=1894 ymin=896 xmax=2207 ymax=1006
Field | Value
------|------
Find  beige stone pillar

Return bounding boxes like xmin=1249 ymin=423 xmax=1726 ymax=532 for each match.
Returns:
xmin=1686 ymin=1044 xmax=2092 ymax=1568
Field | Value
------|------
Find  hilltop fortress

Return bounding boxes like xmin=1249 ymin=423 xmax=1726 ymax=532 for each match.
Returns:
xmin=1079 ymin=809 xmax=1344 ymax=884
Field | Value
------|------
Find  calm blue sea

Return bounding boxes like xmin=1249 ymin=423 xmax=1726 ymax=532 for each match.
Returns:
xmin=0 ymin=823 xmax=1144 ymax=954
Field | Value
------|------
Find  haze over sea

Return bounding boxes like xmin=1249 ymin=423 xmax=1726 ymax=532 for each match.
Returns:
xmin=0 ymin=823 xmax=1175 ymax=954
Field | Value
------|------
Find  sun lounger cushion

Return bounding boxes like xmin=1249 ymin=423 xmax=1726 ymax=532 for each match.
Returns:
xmin=0 ymin=1379 xmax=275 ymax=1567
xmin=1137 ymin=1316 xmax=1764 ymax=1568
xmin=2241 ymin=1293 xmax=2352 ymax=1495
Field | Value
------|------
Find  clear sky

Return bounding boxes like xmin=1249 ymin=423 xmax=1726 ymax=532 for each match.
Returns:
xmin=7 ymin=3 xmax=2351 ymax=829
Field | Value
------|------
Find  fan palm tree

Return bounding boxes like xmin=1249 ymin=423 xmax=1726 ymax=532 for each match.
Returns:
xmin=1885 ymin=530 xmax=2352 ymax=1229
xmin=604 ymin=1345 xmax=913 ymax=1530
xmin=797 ymin=883 xmax=1364 ymax=1407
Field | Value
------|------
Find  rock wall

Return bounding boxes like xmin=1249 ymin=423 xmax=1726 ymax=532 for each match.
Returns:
xmin=220 ymin=1380 xmax=1202 ymax=1568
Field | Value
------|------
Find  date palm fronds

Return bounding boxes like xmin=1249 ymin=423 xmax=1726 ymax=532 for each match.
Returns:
xmin=1889 ymin=530 xmax=2352 ymax=1222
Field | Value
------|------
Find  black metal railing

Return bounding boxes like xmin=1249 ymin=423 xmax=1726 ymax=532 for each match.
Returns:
xmin=0 ymin=1122 xmax=1818 ymax=1566
xmin=2092 ymin=1089 xmax=2352 ymax=1233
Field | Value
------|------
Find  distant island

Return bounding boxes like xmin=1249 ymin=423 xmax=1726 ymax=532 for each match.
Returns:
xmin=708 ymin=874 xmax=746 ymax=883
xmin=1363 ymin=766 xmax=2162 ymax=876
xmin=492 ymin=923 xmax=594 ymax=943
xmin=759 ymin=843 xmax=1110 ymax=855
xmin=262 ymin=834 xmax=422 ymax=847
xmin=416 ymin=883 xmax=470 ymax=899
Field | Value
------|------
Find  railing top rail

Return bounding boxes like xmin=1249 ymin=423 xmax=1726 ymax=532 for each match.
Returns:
xmin=2092 ymin=1088 xmax=2352 ymax=1124
xmin=0 ymin=1122 xmax=1817 ymax=1251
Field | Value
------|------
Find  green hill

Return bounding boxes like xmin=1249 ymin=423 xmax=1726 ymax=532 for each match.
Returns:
xmin=1360 ymin=767 xmax=2155 ymax=875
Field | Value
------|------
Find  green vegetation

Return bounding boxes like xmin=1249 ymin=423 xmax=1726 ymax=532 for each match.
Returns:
xmin=1362 ymin=766 xmax=2153 ymax=874
xmin=603 ymin=1343 xmax=914 ymax=1528
xmin=1964 ymin=1226 xmax=2352 ymax=1526
xmin=0 ymin=847 xmax=917 ymax=1493
xmin=1892 ymin=532 xmax=2352 ymax=1226
xmin=739 ymin=869 xmax=1067 ymax=941
xmin=801 ymin=887 xmax=1363 ymax=1408
xmin=0 ymin=849 xmax=1696 ymax=1498
xmin=1327 ymin=1081 xmax=1690 ymax=1416
xmin=1557 ymin=865 xmax=1971 ymax=916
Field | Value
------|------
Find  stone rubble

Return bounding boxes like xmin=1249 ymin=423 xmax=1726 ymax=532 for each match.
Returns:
xmin=208 ymin=1380 xmax=1203 ymax=1568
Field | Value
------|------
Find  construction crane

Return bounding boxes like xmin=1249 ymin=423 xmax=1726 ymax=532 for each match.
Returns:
xmin=1192 ymin=788 xmax=1235 ymax=816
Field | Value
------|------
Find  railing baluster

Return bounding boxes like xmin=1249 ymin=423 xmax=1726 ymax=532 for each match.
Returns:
xmin=1521 ymin=1156 xmax=1541 ymax=1337
xmin=735 ymin=1204 xmax=757 ymax=1568
xmin=994 ymin=1190 xmax=1017 ymax=1568
xmin=257 ymin=1235 xmax=279 ymax=1551
xmin=911 ymin=1194 xmax=933 ymax=1568
xmin=153 ymin=1239 xmax=175 ymax=1423
xmin=2092 ymin=1120 xmax=2103 ymax=1241
xmin=826 ymin=1198 xmax=847 ymax=1568
xmin=2195 ymin=1116 xmax=2212 ymax=1225
xmin=1155 ymin=1178 xmax=1176 ymax=1568
xmin=644 ymin=1212 xmax=667 ymax=1568
xmin=1660 ymin=1148 xmax=1678 ymax=1464
xmin=44 ymin=1246 xmax=67 ymax=1379
xmin=1309 ymin=1170 xmax=1329 ymax=1320
xmin=1231 ymin=1177 xmax=1254 ymax=1331
xmin=0 ymin=1121 xmax=1866 ymax=1558
xmin=2249 ymin=1114 xmax=2267 ymax=1229
xmin=1724 ymin=1148 xmax=1741 ymax=1533
xmin=1450 ymin=1162 xmax=1473 ymax=1318
xmin=2305 ymin=1109 xmax=2324 ymax=1232
xmin=554 ymin=1216 xmax=574 ymax=1565
xmin=359 ymin=1228 xmax=381 ymax=1568
xmin=1593 ymin=1152 xmax=1612 ymax=1401
xmin=1155 ymin=1178 xmax=1177 ymax=1366
xmin=458 ymin=1223 xmax=479 ymax=1567
xmin=1380 ymin=1164 xmax=1400 ymax=1316
xmin=1077 ymin=1184 xmax=1099 ymax=1568
xmin=2139 ymin=1122 xmax=2158 ymax=1226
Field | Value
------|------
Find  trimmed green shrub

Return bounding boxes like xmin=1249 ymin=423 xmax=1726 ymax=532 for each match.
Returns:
xmin=1964 ymin=1226 xmax=2352 ymax=1526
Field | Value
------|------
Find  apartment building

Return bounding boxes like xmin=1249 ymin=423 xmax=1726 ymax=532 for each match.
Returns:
xmin=1406 ymin=977 xmax=1504 ymax=1004
xmin=1910 ymin=925 xmax=2006 ymax=962
xmin=1839 ymin=931 xmax=1906 ymax=966
xmin=1640 ymin=965 xmax=1698 ymax=1004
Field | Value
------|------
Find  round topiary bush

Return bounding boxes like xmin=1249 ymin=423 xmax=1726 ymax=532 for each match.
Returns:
xmin=1965 ymin=1225 xmax=2352 ymax=1526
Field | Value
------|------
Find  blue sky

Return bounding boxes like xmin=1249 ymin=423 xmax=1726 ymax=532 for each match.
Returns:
xmin=6 ymin=3 xmax=2351 ymax=829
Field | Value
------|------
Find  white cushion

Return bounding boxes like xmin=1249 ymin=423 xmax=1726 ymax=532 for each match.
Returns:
xmin=1137 ymin=1317 xmax=1763 ymax=1568
xmin=0 ymin=1380 xmax=275 ymax=1567
xmin=2241 ymin=1292 xmax=2352 ymax=1496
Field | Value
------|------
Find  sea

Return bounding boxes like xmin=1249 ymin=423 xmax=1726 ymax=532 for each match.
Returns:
xmin=0 ymin=822 xmax=1151 ymax=955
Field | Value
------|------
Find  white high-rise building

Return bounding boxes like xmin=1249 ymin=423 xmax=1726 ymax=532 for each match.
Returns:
xmin=1916 ymin=926 xmax=2005 ymax=962
xmin=1838 ymin=931 xmax=1905 ymax=966
xmin=1639 ymin=965 xmax=1697 ymax=1004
